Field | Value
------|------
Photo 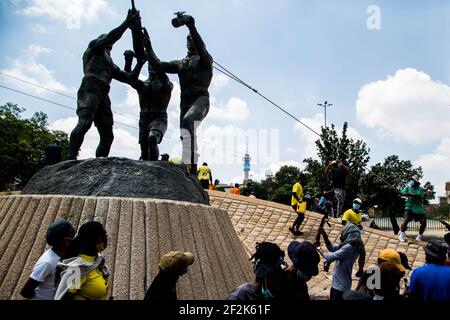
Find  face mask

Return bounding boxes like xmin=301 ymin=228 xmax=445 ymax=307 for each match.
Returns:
xmin=261 ymin=278 xmax=274 ymax=300
xmin=353 ymin=203 xmax=361 ymax=210
xmin=261 ymin=287 xmax=274 ymax=300
xmin=408 ymin=180 xmax=415 ymax=187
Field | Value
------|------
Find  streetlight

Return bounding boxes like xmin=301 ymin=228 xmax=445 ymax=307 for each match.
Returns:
xmin=317 ymin=101 xmax=333 ymax=128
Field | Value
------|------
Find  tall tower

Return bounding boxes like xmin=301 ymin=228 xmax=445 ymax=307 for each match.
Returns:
xmin=243 ymin=140 xmax=251 ymax=185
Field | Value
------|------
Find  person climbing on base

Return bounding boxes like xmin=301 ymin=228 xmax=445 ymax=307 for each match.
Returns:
xmin=289 ymin=174 xmax=307 ymax=236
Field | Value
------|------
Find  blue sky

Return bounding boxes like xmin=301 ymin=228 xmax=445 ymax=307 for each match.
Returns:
xmin=0 ymin=0 xmax=449 ymax=200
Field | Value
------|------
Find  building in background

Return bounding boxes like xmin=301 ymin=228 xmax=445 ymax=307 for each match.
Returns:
xmin=242 ymin=142 xmax=251 ymax=185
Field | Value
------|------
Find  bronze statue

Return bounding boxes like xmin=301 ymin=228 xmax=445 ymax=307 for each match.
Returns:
xmin=68 ymin=10 xmax=140 ymax=160
xmin=115 ymin=24 xmax=173 ymax=161
xmin=159 ymin=13 xmax=213 ymax=174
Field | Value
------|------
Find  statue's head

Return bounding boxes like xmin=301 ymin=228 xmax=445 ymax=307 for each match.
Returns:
xmin=186 ymin=34 xmax=196 ymax=53
xmin=98 ymin=33 xmax=113 ymax=52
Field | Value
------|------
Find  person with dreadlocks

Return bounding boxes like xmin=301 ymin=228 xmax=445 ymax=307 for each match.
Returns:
xmin=54 ymin=221 xmax=109 ymax=300
xmin=228 ymin=242 xmax=287 ymax=300
xmin=317 ymin=222 xmax=363 ymax=301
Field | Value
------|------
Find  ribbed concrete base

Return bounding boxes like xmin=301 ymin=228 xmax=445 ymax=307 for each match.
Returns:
xmin=0 ymin=195 xmax=253 ymax=300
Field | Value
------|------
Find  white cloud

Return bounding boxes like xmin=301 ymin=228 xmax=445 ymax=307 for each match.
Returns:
xmin=50 ymin=117 xmax=140 ymax=159
xmin=415 ymin=137 xmax=450 ymax=200
xmin=356 ymin=68 xmax=450 ymax=144
xmin=18 ymin=0 xmax=116 ymax=30
xmin=120 ymin=86 xmax=140 ymax=114
xmin=27 ymin=44 xmax=51 ymax=56
xmin=210 ymin=73 xmax=230 ymax=92
xmin=209 ymin=97 xmax=250 ymax=122
xmin=1 ymin=44 xmax=74 ymax=95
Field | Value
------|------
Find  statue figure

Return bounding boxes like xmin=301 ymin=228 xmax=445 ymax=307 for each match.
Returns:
xmin=68 ymin=10 xmax=140 ymax=160
xmin=115 ymin=25 xmax=173 ymax=161
xmin=159 ymin=13 xmax=213 ymax=174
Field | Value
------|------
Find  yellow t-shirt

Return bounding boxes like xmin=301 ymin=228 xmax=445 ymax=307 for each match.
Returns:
xmin=291 ymin=182 xmax=303 ymax=207
xmin=67 ymin=254 xmax=109 ymax=300
xmin=342 ymin=209 xmax=362 ymax=225
xmin=197 ymin=166 xmax=211 ymax=181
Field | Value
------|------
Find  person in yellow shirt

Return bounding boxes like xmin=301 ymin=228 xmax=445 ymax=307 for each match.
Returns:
xmin=289 ymin=174 xmax=306 ymax=236
xmin=55 ymin=221 xmax=110 ymax=300
xmin=341 ymin=198 xmax=363 ymax=226
xmin=341 ymin=198 xmax=366 ymax=277
xmin=197 ymin=162 xmax=212 ymax=189
xmin=230 ymin=183 xmax=241 ymax=195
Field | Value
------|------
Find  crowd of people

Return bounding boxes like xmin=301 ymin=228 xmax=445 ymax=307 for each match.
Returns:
xmin=21 ymin=216 xmax=450 ymax=301
xmin=20 ymin=158 xmax=449 ymax=301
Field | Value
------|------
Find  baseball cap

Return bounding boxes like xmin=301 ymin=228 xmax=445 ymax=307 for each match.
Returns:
xmin=288 ymin=241 xmax=320 ymax=276
xmin=378 ymin=249 xmax=406 ymax=273
xmin=424 ymin=239 xmax=447 ymax=262
xmin=159 ymin=251 xmax=194 ymax=273
xmin=353 ymin=198 xmax=362 ymax=205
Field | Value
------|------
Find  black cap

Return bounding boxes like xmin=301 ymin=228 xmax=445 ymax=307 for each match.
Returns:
xmin=424 ymin=239 xmax=447 ymax=262
xmin=46 ymin=220 xmax=73 ymax=246
xmin=288 ymin=241 xmax=320 ymax=276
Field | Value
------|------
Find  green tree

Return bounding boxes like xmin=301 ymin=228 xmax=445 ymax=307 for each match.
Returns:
xmin=362 ymin=155 xmax=434 ymax=215
xmin=0 ymin=103 xmax=69 ymax=190
xmin=266 ymin=165 xmax=301 ymax=205
xmin=303 ymin=122 xmax=370 ymax=209
xmin=247 ymin=181 xmax=268 ymax=200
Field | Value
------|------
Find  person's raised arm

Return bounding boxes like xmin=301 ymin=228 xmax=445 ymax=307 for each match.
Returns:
xmin=89 ymin=10 xmax=138 ymax=50
xmin=112 ymin=58 xmax=144 ymax=89
xmin=142 ymin=28 xmax=171 ymax=86
xmin=185 ymin=17 xmax=213 ymax=66
xmin=339 ymin=161 xmax=350 ymax=173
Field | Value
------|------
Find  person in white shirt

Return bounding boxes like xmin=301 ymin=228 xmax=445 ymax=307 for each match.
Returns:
xmin=20 ymin=220 xmax=75 ymax=300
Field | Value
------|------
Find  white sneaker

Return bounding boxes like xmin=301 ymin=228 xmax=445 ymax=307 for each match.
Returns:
xmin=398 ymin=231 xmax=406 ymax=242
xmin=416 ymin=234 xmax=423 ymax=241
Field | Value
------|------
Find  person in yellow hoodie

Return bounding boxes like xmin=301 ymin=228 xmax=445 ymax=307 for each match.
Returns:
xmin=55 ymin=221 xmax=109 ymax=300
xmin=197 ymin=162 xmax=212 ymax=189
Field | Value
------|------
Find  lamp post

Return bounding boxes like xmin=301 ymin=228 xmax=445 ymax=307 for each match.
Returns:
xmin=317 ymin=101 xmax=333 ymax=128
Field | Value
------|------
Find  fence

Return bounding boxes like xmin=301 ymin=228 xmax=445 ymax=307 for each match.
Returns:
xmin=364 ymin=205 xmax=450 ymax=231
